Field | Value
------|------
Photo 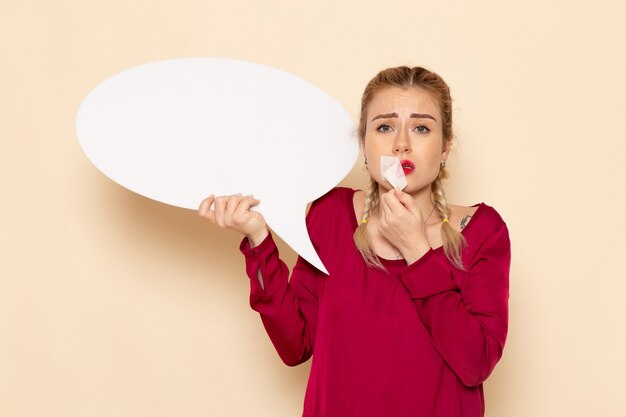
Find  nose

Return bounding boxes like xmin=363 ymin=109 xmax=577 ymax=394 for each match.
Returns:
xmin=393 ymin=129 xmax=411 ymax=154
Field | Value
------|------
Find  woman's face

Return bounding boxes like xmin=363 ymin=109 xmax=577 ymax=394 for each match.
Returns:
xmin=362 ymin=86 xmax=450 ymax=195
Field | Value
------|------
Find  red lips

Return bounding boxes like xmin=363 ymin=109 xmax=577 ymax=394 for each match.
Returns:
xmin=400 ymin=160 xmax=415 ymax=175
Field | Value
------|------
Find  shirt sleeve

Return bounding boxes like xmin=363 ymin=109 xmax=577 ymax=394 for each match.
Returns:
xmin=397 ymin=223 xmax=511 ymax=387
xmin=239 ymin=211 xmax=323 ymax=367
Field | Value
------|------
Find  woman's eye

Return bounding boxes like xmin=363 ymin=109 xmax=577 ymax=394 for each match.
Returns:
xmin=415 ymin=125 xmax=430 ymax=134
xmin=376 ymin=124 xmax=392 ymax=133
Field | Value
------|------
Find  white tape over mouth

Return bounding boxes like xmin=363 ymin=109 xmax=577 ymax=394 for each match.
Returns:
xmin=380 ymin=156 xmax=407 ymax=190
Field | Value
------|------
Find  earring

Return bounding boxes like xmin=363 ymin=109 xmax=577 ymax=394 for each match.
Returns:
xmin=364 ymin=156 xmax=368 ymax=165
xmin=441 ymin=160 xmax=446 ymax=168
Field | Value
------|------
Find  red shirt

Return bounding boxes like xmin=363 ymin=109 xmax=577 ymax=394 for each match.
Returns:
xmin=240 ymin=187 xmax=511 ymax=417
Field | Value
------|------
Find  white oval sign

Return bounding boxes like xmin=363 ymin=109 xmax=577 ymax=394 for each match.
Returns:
xmin=76 ymin=58 xmax=359 ymax=273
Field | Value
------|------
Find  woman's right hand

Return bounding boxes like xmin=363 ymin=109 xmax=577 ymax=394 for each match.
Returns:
xmin=198 ymin=194 xmax=269 ymax=247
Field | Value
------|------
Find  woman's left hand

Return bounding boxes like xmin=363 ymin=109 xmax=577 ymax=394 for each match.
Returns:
xmin=379 ymin=189 xmax=432 ymax=263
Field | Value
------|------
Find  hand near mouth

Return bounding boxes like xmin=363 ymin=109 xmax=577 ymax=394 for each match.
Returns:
xmin=378 ymin=189 xmax=431 ymax=264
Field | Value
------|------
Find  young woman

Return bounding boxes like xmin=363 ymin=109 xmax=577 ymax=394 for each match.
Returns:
xmin=198 ymin=66 xmax=511 ymax=417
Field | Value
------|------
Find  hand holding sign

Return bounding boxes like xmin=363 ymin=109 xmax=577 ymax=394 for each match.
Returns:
xmin=197 ymin=194 xmax=269 ymax=247
xmin=76 ymin=58 xmax=359 ymax=274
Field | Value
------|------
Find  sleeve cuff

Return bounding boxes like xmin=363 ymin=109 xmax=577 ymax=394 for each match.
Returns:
xmin=398 ymin=248 xmax=460 ymax=299
xmin=239 ymin=231 xmax=275 ymax=257
xmin=238 ymin=232 xmax=281 ymax=296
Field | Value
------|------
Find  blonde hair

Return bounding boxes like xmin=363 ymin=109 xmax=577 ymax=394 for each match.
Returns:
xmin=353 ymin=66 xmax=467 ymax=270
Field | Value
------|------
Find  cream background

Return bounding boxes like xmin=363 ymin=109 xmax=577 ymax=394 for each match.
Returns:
xmin=1 ymin=1 xmax=625 ymax=416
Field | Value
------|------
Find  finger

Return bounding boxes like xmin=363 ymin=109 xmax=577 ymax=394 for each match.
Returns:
xmin=235 ymin=195 xmax=261 ymax=213
xmin=233 ymin=195 xmax=261 ymax=223
xmin=386 ymin=191 xmax=402 ymax=211
xmin=214 ymin=196 xmax=228 ymax=227
xmin=381 ymin=190 xmax=399 ymax=215
xmin=378 ymin=204 xmax=388 ymax=236
xmin=395 ymin=190 xmax=426 ymax=219
xmin=198 ymin=195 xmax=216 ymax=222
xmin=392 ymin=189 xmax=418 ymax=215
xmin=224 ymin=194 xmax=243 ymax=225
xmin=379 ymin=195 xmax=391 ymax=225
xmin=246 ymin=194 xmax=261 ymax=208
xmin=198 ymin=195 xmax=213 ymax=215
xmin=394 ymin=189 xmax=413 ymax=207
xmin=379 ymin=192 xmax=388 ymax=214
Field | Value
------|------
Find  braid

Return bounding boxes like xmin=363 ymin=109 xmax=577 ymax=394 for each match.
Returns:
xmin=361 ymin=177 xmax=379 ymax=223
xmin=431 ymin=173 xmax=451 ymax=223
xmin=353 ymin=177 xmax=384 ymax=270
xmin=431 ymin=168 xmax=467 ymax=270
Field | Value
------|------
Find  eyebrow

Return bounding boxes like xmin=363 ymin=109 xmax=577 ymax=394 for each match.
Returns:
xmin=370 ymin=112 xmax=437 ymax=122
